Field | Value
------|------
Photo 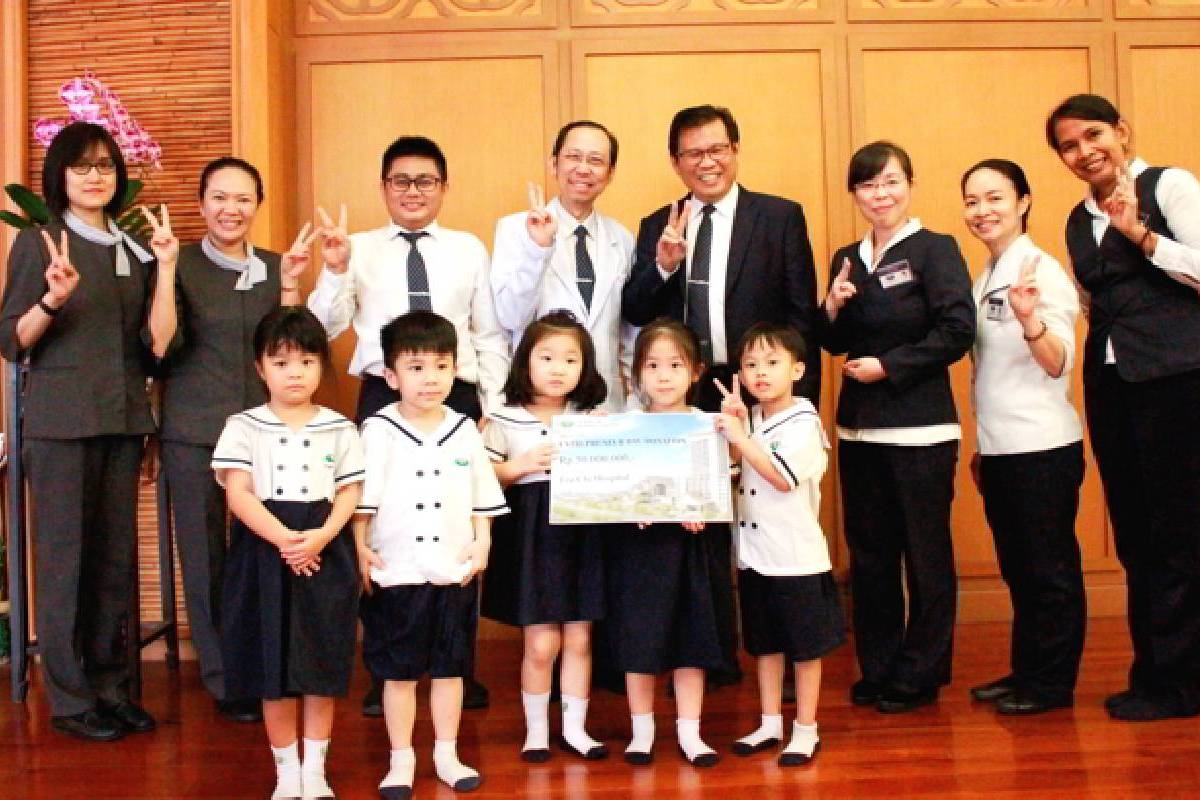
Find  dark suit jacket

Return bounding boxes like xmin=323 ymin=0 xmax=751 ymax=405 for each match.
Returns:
xmin=621 ymin=185 xmax=820 ymax=403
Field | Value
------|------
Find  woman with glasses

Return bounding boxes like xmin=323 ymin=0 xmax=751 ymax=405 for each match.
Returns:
xmin=143 ymin=157 xmax=310 ymax=723
xmin=819 ymin=140 xmax=974 ymax=714
xmin=0 ymin=122 xmax=163 ymax=741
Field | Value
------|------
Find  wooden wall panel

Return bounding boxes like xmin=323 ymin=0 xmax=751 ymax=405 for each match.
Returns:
xmin=1120 ymin=36 xmax=1200 ymax=176
xmin=849 ymin=0 xmax=1100 ymax=21
xmin=295 ymin=0 xmax=556 ymax=34
xmin=570 ymin=0 xmax=833 ymax=26
xmin=1116 ymin=0 xmax=1200 ymax=19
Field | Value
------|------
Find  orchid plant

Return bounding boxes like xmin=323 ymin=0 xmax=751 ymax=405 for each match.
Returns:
xmin=1 ymin=71 xmax=162 ymax=235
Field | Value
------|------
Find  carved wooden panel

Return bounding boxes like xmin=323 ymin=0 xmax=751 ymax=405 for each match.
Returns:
xmin=297 ymin=0 xmax=555 ymax=33
xmin=572 ymin=0 xmax=833 ymax=27
xmin=1116 ymin=0 xmax=1200 ymax=18
xmin=850 ymin=0 xmax=1099 ymax=21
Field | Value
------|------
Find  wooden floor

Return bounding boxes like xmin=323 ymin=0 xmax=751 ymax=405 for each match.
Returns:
xmin=3 ymin=618 xmax=1200 ymax=799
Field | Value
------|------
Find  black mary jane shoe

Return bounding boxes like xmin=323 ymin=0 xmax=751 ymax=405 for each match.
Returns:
xmin=379 ymin=786 xmax=413 ymax=800
xmin=520 ymin=747 xmax=551 ymax=764
xmin=623 ymin=748 xmax=654 ymax=766
xmin=98 ymin=700 xmax=156 ymax=733
xmin=678 ymin=745 xmax=720 ymax=768
xmin=876 ymin=685 xmax=938 ymax=714
xmin=558 ymin=736 xmax=609 ymax=760
xmin=732 ymin=736 xmax=780 ymax=756
xmin=996 ymin=691 xmax=1073 ymax=716
xmin=51 ymin=710 xmax=125 ymax=742
xmin=450 ymin=774 xmax=482 ymax=792
xmin=850 ymin=679 xmax=884 ymax=706
xmin=778 ymin=740 xmax=821 ymax=767
xmin=970 ymin=676 xmax=1017 ymax=703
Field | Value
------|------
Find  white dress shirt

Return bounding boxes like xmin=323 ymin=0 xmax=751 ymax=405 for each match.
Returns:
xmin=307 ymin=221 xmax=511 ymax=411
xmin=482 ymin=404 xmax=564 ymax=486
xmin=1080 ymin=158 xmax=1200 ymax=364
xmin=491 ymin=199 xmax=636 ymax=412
xmin=971 ymin=234 xmax=1083 ymax=455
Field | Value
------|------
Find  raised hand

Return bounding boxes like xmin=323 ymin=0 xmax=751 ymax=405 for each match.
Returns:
xmin=1007 ymin=253 xmax=1041 ymax=323
xmin=656 ymin=199 xmax=691 ymax=273
xmin=713 ymin=411 xmax=748 ymax=445
xmin=141 ymin=204 xmax=179 ymax=267
xmin=825 ymin=257 xmax=857 ymax=317
xmin=516 ymin=442 xmax=556 ymax=477
xmin=713 ymin=375 xmax=748 ymax=421
xmin=40 ymin=229 xmax=80 ymax=307
xmin=843 ymin=356 xmax=886 ymax=384
xmin=525 ymin=181 xmax=557 ymax=248
xmin=282 ymin=222 xmax=318 ymax=288
xmin=317 ymin=204 xmax=351 ymax=274
xmin=1102 ymin=165 xmax=1141 ymax=240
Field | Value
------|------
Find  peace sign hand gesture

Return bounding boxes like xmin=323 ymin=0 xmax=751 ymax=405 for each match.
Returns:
xmin=824 ymin=257 xmax=857 ymax=318
xmin=140 ymin=204 xmax=179 ymax=268
xmin=525 ymin=182 xmax=557 ymax=248
xmin=317 ymin=204 xmax=351 ymax=274
xmin=282 ymin=222 xmax=318 ymax=288
xmin=656 ymin=199 xmax=691 ymax=273
xmin=1007 ymin=253 xmax=1041 ymax=324
xmin=713 ymin=374 xmax=748 ymax=421
xmin=40 ymin=229 xmax=80 ymax=308
xmin=1102 ymin=165 xmax=1141 ymax=241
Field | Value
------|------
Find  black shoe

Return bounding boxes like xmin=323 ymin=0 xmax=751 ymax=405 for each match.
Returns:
xmin=779 ymin=739 xmax=820 ymax=767
xmin=216 ymin=698 xmax=263 ymax=723
xmin=450 ymin=774 xmax=482 ymax=792
xmin=623 ymin=748 xmax=654 ymax=765
xmin=379 ymin=787 xmax=413 ymax=800
xmin=51 ymin=710 xmax=125 ymax=742
xmin=850 ymin=679 xmax=884 ymax=706
xmin=558 ymin=735 xmax=608 ymax=760
xmin=520 ymin=747 xmax=551 ymax=763
xmin=1107 ymin=692 xmax=1200 ymax=722
xmin=996 ymin=690 xmax=1073 ymax=715
xmin=970 ymin=676 xmax=1017 ymax=703
xmin=362 ymin=682 xmax=384 ymax=718
xmin=98 ymin=700 xmax=156 ymax=733
xmin=877 ymin=685 xmax=938 ymax=714
xmin=463 ymin=677 xmax=490 ymax=710
xmin=678 ymin=745 xmax=719 ymax=767
xmin=1104 ymin=689 xmax=1135 ymax=711
xmin=732 ymin=736 xmax=780 ymax=756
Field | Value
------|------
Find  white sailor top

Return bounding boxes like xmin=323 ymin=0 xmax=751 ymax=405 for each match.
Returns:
xmin=482 ymin=404 xmax=576 ymax=487
xmin=357 ymin=404 xmax=509 ymax=587
xmin=735 ymin=399 xmax=832 ymax=577
xmin=211 ymin=405 xmax=365 ymax=501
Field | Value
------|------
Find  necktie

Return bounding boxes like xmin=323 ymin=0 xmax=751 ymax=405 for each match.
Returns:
xmin=574 ymin=225 xmax=595 ymax=312
xmin=400 ymin=230 xmax=431 ymax=311
xmin=687 ymin=205 xmax=716 ymax=365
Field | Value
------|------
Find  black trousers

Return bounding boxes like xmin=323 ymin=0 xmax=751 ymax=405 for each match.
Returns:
xmin=161 ymin=440 xmax=228 ymax=700
xmin=839 ymin=439 xmax=958 ymax=690
xmin=980 ymin=442 xmax=1086 ymax=701
xmin=355 ymin=374 xmax=482 ymax=425
xmin=24 ymin=435 xmax=143 ymax=716
xmin=1085 ymin=366 xmax=1200 ymax=706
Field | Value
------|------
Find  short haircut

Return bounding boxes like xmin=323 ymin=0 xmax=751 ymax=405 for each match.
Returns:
xmin=380 ymin=135 xmax=448 ymax=182
xmin=503 ymin=310 xmax=607 ymax=410
xmin=42 ymin=122 xmax=129 ymax=220
xmin=253 ymin=306 xmax=331 ymax=364
xmin=961 ymin=158 xmax=1033 ymax=232
xmin=1045 ymin=93 xmax=1123 ymax=151
xmin=735 ymin=321 xmax=807 ymax=365
xmin=668 ymin=105 xmax=740 ymax=157
xmin=380 ymin=310 xmax=457 ymax=368
xmin=847 ymin=140 xmax=913 ymax=191
xmin=199 ymin=156 xmax=264 ymax=203
xmin=631 ymin=317 xmax=702 ymax=397
xmin=552 ymin=120 xmax=619 ymax=168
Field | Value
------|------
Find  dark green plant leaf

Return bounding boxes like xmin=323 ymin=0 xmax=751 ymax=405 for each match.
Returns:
xmin=120 ymin=180 xmax=144 ymax=212
xmin=0 ymin=210 xmax=33 ymax=230
xmin=4 ymin=184 xmax=50 ymax=223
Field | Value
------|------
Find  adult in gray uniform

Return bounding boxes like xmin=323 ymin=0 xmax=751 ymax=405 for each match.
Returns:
xmin=145 ymin=157 xmax=310 ymax=721
xmin=0 ymin=122 xmax=158 ymax=741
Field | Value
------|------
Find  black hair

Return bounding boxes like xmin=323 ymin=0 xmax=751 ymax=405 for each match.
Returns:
xmin=253 ymin=306 xmax=331 ymax=365
xmin=552 ymin=120 xmax=619 ymax=169
xmin=42 ymin=122 xmax=129 ymax=220
xmin=847 ymin=140 xmax=913 ymax=191
xmin=381 ymin=135 xmax=448 ymax=182
xmin=735 ymin=321 xmax=807 ymax=365
xmin=961 ymin=158 xmax=1033 ymax=232
xmin=631 ymin=317 xmax=702 ymax=403
xmin=1045 ymin=94 xmax=1123 ymax=151
xmin=668 ymin=105 xmax=740 ymax=157
xmin=503 ymin=311 xmax=607 ymax=410
xmin=380 ymin=310 xmax=457 ymax=369
xmin=199 ymin=156 xmax=264 ymax=203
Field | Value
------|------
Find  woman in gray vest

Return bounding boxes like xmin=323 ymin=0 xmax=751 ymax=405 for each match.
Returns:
xmin=145 ymin=157 xmax=309 ymax=721
xmin=0 ymin=122 xmax=158 ymax=741
xmin=1048 ymin=94 xmax=1200 ymax=721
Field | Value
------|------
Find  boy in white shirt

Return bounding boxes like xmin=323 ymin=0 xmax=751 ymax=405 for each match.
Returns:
xmin=354 ymin=310 xmax=509 ymax=797
xmin=714 ymin=322 xmax=845 ymax=766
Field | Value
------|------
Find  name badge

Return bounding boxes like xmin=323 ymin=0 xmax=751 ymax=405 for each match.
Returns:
xmin=986 ymin=295 xmax=1005 ymax=321
xmin=876 ymin=259 xmax=914 ymax=289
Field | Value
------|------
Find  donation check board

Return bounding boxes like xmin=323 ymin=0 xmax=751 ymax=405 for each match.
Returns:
xmin=549 ymin=412 xmax=733 ymax=525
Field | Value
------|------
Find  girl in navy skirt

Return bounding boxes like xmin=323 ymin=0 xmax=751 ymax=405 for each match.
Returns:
xmin=605 ymin=318 xmax=735 ymax=767
xmin=481 ymin=311 xmax=610 ymax=763
xmin=212 ymin=307 xmax=364 ymax=800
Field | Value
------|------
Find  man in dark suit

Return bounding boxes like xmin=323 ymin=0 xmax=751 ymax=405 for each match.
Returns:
xmin=621 ymin=105 xmax=821 ymax=688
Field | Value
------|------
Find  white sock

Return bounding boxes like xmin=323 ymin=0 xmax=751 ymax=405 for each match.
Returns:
xmin=521 ymin=691 xmax=551 ymax=753
xmin=380 ymin=747 xmax=415 ymax=789
xmin=783 ymin=721 xmax=819 ymax=758
xmin=737 ymin=714 xmax=784 ymax=748
xmin=301 ymin=737 xmax=332 ymax=798
xmin=626 ymin=712 xmax=655 ymax=756
xmin=433 ymin=739 xmax=480 ymax=791
xmin=270 ymin=741 xmax=302 ymax=799
xmin=561 ymin=694 xmax=603 ymax=754
xmin=676 ymin=718 xmax=716 ymax=762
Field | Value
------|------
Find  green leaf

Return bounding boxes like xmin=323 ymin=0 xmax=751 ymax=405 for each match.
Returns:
xmin=120 ymin=179 xmax=144 ymax=212
xmin=118 ymin=207 xmax=145 ymax=228
xmin=4 ymin=184 xmax=50 ymax=223
xmin=0 ymin=210 xmax=33 ymax=230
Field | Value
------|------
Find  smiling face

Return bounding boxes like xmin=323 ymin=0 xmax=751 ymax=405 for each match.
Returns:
xmin=551 ymin=126 xmax=614 ymax=217
xmin=738 ymin=338 xmax=804 ymax=408
xmin=385 ymin=349 xmax=456 ymax=416
xmin=65 ymin=141 xmax=118 ymax=217
xmin=381 ymin=155 xmax=446 ymax=230
xmin=852 ymin=155 xmax=912 ymax=234
xmin=1053 ymin=116 xmax=1132 ymax=197
xmin=256 ymin=345 xmax=322 ymax=409
xmin=962 ymin=168 xmax=1029 ymax=253
xmin=528 ymin=332 xmax=584 ymax=402
xmin=672 ymin=119 xmax=739 ymax=204
xmin=200 ymin=166 xmax=260 ymax=250
xmin=637 ymin=335 xmax=699 ymax=412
